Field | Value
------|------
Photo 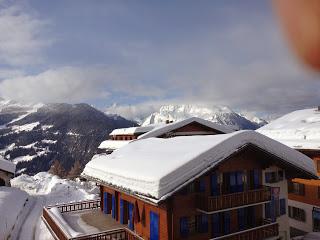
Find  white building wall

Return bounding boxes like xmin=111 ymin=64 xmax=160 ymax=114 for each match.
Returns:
xmin=263 ymin=165 xmax=290 ymax=240
xmin=288 ymin=199 xmax=314 ymax=234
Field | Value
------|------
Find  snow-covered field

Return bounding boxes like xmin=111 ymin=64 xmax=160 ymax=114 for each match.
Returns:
xmin=0 ymin=172 xmax=99 ymax=240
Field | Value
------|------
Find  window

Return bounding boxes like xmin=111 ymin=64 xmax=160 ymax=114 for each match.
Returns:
xmin=280 ymin=199 xmax=286 ymax=215
xmin=288 ymin=181 xmax=305 ymax=195
xmin=289 ymin=206 xmax=306 ymax=222
xmin=196 ymin=215 xmax=208 ymax=233
xmin=265 ymin=172 xmax=277 ymax=183
xmin=313 ymin=208 xmax=320 ymax=231
xmin=265 ymin=171 xmax=284 ymax=183
xmin=180 ymin=217 xmax=189 ymax=238
xmin=278 ymin=170 xmax=284 ymax=181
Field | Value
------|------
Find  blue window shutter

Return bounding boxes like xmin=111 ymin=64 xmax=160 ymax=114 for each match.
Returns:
xmin=265 ymin=173 xmax=271 ymax=183
xmin=236 ymin=171 xmax=243 ymax=192
xmin=199 ymin=179 xmax=205 ymax=192
xmin=180 ymin=217 xmax=189 ymax=238
xmin=224 ymin=211 xmax=231 ymax=234
xmin=150 ymin=211 xmax=159 ymax=240
xmin=212 ymin=213 xmax=220 ymax=237
xmin=253 ymin=169 xmax=260 ymax=189
xmin=112 ymin=195 xmax=116 ymax=219
xmin=120 ymin=199 xmax=124 ymax=224
xmin=128 ymin=203 xmax=134 ymax=230
xmin=103 ymin=192 xmax=108 ymax=214
xmin=280 ymin=199 xmax=286 ymax=215
xmin=238 ymin=208 xmax=245 ymax=231
xmin=211 ymin=174 xmax=219 ymax=196
xmin=198 ymin=214 xmax=208 ymax=233
xmin=230 ymin=172 xmax=236 ymax=193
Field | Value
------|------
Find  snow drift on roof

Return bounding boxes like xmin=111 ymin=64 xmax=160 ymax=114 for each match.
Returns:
xmin=82 ymin=130 xmax=317 ymax=203
xmin=138 ymin=117 xmax=233 ymax=140
xmin=0 ymin=156 xmax=15 ymax=174
xmin=257 ymin=108 xmax=320 ymax=150
xmin=98 ymin=140 xmax=131 ymax=150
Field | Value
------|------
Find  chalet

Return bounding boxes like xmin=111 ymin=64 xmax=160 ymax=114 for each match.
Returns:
xmin=0 ymin=156 xmax=16 ymax=187
xmin=258 ymin=108 xmax=320 ymax=237
xmin=42 ymin=130 xmax=317 ymax=240
xmin=98 ymin=117 xmax=233 ymax=153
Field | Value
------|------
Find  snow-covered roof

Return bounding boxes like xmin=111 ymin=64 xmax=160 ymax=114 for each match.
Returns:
xmin=109 ymin=124 xmax=162 ymax=136
xmin=0 ymin=156 xmax=16 ymax=174
xmin=82 ymin=130 xmax=317 ymax=203
xmin=98 ymin=140 xmax=131 ymax=150
xmin=257 ymin=108 xmax=320 ymax=150
xmin=138 ymin=117 xmax=234 ymax=140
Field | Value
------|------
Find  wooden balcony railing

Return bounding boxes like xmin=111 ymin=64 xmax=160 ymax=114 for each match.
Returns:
xmin=197 ymin=186 xmax=271 ymax=212
xmin=46 ymin=199 xmax=101 ymax=213
xmin=70 ymin=228 xmax=144 ymax=240
xmin=42 ymin=199 xmax=143 ymax=240
xmin=212 ymin=220 xmax=279 ymax=240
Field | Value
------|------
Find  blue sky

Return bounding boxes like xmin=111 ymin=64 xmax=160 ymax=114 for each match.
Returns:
xmin=0 ymin=0 xmax=319 ymax=119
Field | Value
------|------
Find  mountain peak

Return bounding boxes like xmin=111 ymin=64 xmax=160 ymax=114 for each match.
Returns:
xmin=142 ymin=104 xmax=266 ymax=130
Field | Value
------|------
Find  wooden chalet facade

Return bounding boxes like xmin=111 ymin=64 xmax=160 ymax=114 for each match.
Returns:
xmin=97 ymin=146 xmax=291 ymax=240
xmin=287 ymin=149 xmax=320 ymax=237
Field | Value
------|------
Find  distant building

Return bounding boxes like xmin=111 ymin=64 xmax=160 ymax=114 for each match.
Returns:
xmin=258 ymin=108 xmax=320 ymax=237
xmin=98 ymin=117 xmax=233 ymax=154
xmin=0 ymin=156 xmax=16 ymax=186
xmin=43 ymin=130 xmax=317 ymax=240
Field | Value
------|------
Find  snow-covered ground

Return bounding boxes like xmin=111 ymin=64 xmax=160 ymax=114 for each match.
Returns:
xmin=0 ymin=172 xmax=99 ymax=240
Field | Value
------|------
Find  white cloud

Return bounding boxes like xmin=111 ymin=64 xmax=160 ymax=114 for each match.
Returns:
xmin=0 ymin=65 xmax=169 ymax=103
xmin=0 ymin=2 xmax=51 ymax=66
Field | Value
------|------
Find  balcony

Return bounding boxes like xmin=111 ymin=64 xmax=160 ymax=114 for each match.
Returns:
xmin=211 ymin=220 xmax=278 ymax=240
xmin=42 ymin=199 xmax=143 ymax=240
xmin=196 ymin=186 xmax=271 ymax=213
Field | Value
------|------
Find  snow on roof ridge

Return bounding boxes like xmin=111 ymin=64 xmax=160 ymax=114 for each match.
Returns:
xmin=83 ymin=130 xmax=316 ymax=203
xmin=109 ymin=124 xmax=162 ymax=136
xmin=138 ymin=117 xmax=233 ymax=140
xmin=0 ymin=156 xmax=16 ymax=174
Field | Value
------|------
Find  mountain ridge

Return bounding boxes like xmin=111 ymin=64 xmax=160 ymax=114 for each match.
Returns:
xmin=141 ymin=104 xmax=267 ymax=130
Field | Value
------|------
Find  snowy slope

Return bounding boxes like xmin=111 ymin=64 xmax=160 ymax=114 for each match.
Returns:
xmin=257 ymin=108 xmax=320 ymax=150
xmin=0 ymin=172 xmax=99 ymax=240
xmin=0 ymin=187 xmax=30 ymax=239
xmin=142 ymin=104 xmax=266 ymax=130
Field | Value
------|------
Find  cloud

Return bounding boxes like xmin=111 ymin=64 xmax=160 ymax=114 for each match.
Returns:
xmin=105 ymin=101 xmax=167 ymax=122
xmin=0 ymin=2 xmax=51 ymax=66
xmin=0 ymin=65 xmax=170 ymax=103
xmin=1 ymin=1 xmax=319 ymax=117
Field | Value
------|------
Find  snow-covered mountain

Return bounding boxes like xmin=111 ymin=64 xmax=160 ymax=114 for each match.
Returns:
xmin=142 ymin=104 xmax=267 ymax=130
xmin=0 ymin=98 xmax=136 ymax=175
